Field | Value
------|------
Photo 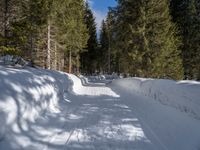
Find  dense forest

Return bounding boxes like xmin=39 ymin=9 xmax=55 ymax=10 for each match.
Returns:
xmin=0 ymin=0 xmax=200 ymax=80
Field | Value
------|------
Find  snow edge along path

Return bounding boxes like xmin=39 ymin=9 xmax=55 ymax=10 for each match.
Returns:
xmin=111 ymin=77 xmax=200 ymax=120
xmin=0 ymin=66 xmax=200 ymax=150
xmin=0 ymin=66 xmax=70 ymax=149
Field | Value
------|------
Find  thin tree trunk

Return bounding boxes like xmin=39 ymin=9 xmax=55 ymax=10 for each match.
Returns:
xmin=108 ymin=31 xmax=111 ymax=74
xmin=107 ymin=16 xmax=111 ymax=74
xmin=59 ymin=51 xmax=64 ymax=71
xmin=47 ymin=19 xmax=51 ymax=69
xmin=54 ymin=42 xmax=57 ymax=70
xmin=58 ymin=51 xmax=61 ymax=71
xmin=61 ymin=54 xmax=64 ymax=71
xmin=30 ymin=29 xmax=33 ymax=61
xmin=4 ymin=0 xmax=8 ymax=47
xmin=69 ymin=49 xmax=72 ymax=73
xmin=76 ymin=54 xmax=80 ymax=74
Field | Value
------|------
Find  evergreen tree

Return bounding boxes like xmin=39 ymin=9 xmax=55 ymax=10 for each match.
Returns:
xmin=55 ymin=0 xmax=88 ymax=73
xmin=0 ymin=0 xmax=88 ymax=73
xmin=170 ymin=0 xmax=200 ymax=80
xmin=99 ymin=9 xmax=118 ymax=74
xmin=113 ymin=0 xmax=183 ymax=79
xmin=0 ymin=0 xmax=21 ymax=52
xmin=81 ymin=2 xmax=98 ymax=74
xmin=21 ymin=0 xmax=52 ymax=60
xmin=99 ymin=20 xmax=109 ymax=73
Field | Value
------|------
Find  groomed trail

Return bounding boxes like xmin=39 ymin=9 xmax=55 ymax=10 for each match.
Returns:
xmin=43 ymin=74 xmax=200 ymax=150
xmin=0 ymin=67 xmax=200 ymax=150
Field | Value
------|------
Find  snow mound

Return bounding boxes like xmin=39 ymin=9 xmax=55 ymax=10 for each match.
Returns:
xmin=69 ymin=74 xmax=120 ymax=97
xmin=111 ymin=78 xmax=200 ymax=119
xmin=84 ymin=74 xmax=120 ymax=83
xmin=0 ymin=66 xmax=69 ymax=143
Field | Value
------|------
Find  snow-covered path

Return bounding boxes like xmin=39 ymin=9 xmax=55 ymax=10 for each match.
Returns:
xmin=41 ymin=75 xmax=200 ymax=150
xmin=0 ymin=67 xmax=200 ymax=150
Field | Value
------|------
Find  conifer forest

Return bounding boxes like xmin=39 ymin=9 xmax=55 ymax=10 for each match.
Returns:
xmin=1 ymin=1 xmax=200 ymax=150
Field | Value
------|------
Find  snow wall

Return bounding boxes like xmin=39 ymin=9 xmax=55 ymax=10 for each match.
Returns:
xmin=0 ymin=66 xmax=69 ymax=140
xmin=112 ymin=78 xmax=200 ymax=120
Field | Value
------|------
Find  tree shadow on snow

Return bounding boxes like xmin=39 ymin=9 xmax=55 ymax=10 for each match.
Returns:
xmin=0 ymin=67 xmax=192 ymax=150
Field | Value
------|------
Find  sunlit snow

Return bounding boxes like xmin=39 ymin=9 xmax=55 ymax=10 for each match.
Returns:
xmin=0 ymin=65 xmax=200 ymax=150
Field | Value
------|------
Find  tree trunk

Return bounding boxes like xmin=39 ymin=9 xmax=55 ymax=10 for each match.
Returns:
xmin=47 ymin=19 xmax=51 ymax=69
xmin=58 ymin=51 xmax=61 ymax=71
xmin=76 ymin=54 xmax=80 ymax=74
xmin=108 ymin=31 xmax=111 ymax=74
xmin=4 ymin=0 xmax=8 ymax=47
xmin=69 ymin=49 xmax=72 ymax=73
xmin=54 ymin=42 xmax=57 ymax=70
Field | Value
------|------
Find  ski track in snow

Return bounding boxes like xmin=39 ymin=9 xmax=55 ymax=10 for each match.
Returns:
xmin=0 ymin=67 xmax=200 ymax=150
xmin=41 ymin=76 xmax=164 ymax=150
xmin=42 ymin=75 xmax=200 ymax=150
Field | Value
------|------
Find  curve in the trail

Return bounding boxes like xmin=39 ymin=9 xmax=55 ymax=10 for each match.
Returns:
xmin=69 ymin=74 xmax=120 ymax=97
xmin=44 ymin=74 xmax=200 ymax=150
xmin=2 ymin=67 xmax=199 ymax=150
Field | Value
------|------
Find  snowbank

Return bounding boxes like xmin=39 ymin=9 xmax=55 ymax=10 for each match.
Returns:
xmin=82 ymin=74 xmax=120 ymax=83
xmin=111 ymin=78 xmax=200 ymax=119
xmin=0 ymin=66 xmax=69 ymax=142
xmin=69 ymin=74 xmax=120 ymax=97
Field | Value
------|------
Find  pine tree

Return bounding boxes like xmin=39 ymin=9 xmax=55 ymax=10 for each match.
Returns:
xmin=99 ymin=20 xmax=109 ymax=73
xmin=55 ymin=0 xmax=88 ymax=73
xmin=112 ymin=0 xmax=141 ymax=74
xmin=170 ymin=0 xmax=200 ymax=80
xmin=0 ymin=0 xmax=21 ymax=52
xmin=7 ymin=0 xmax=53 ymax=62
xmin=0 ymin=0 xmax=88 ymax=73
xmin=1 ymin=0 xmax=10 ymax=47
xmin=113 ymin=0 xmax=183 ymax=79
xmin=99 ymin=9 xmax=117 ymax=74
xmin=106 ymin=10 xmax=112 ymax=74
xmin=80 ymin=2 xmax=98 ymax=74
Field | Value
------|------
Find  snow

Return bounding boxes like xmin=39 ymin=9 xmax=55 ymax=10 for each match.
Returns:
xmin=70 ymin=74 xmax=119 ymax=97
xmin=111 ymin=77 xmax=200 ymax=119
xmin=0 ymin=66 xmax=200 ymax=150
xmin=0 ymin=66 xmax=69 ymax=149
xmin=0 ymin=55 xmax=32 ymax=67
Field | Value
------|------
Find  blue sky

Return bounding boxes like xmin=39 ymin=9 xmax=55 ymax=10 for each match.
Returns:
xmin=87 ymin=0 xmax=117 ymax=31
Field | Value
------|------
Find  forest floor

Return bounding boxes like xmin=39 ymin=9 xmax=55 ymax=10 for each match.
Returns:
xmin=0 ymin=66 xmax=200 ymax=150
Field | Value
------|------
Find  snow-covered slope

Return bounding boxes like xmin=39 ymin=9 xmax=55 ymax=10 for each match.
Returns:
xmin=111 ymin=78 xmax=200 ymax=120
xmin=0 ymin=66 xmax=69 ymax=149
xmin=0 ymin=67 xmax=200 ymax=150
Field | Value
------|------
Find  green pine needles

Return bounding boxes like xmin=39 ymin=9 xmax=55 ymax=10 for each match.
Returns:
xmin=106 ymin=0 xmax=184 ymax=79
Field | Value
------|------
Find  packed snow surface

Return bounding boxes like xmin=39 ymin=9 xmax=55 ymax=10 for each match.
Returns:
xmin=111 ymin=77 xmax=200 ymax=120
xmin=0 ymin=66 xmax=200 ymax=150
